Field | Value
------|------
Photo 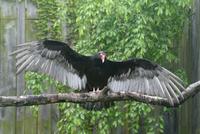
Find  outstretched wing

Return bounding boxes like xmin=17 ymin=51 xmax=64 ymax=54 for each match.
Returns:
xmin=11 ymin=40 xmax=89 ymax=90
xmin=106 ymin=59 xmax=185 ymax=105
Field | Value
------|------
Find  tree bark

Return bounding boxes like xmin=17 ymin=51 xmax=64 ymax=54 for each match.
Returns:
xmin=0 ymin=81 xmax=200 ymax=107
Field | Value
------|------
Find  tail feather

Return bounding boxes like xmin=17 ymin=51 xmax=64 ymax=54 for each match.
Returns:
xmin=80 ymin=102 xmax=114 ymax=110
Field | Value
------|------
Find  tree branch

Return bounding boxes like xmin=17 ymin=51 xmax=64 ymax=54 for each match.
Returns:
xmin=0 ymin=81 xmax=200 ymax=107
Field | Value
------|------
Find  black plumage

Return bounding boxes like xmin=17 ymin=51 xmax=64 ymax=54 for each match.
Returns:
xmin=11 ymin=39 xmax=185 ymax=110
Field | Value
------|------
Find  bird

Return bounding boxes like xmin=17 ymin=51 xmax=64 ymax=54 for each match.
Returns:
xmin=11 ymin=39 xmax=185 ymax=110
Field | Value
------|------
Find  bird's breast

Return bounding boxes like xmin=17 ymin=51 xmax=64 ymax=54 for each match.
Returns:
xmin=85 ymin=66 xmax=109 ymax=90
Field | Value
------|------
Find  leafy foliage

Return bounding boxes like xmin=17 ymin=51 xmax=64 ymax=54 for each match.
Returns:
xmin=32 ymin=0 xmax=62 ymax=40
xmin=57 ymin=102 xmax=163 ymax=134
xmin=62 ymin=0 xmax=190 ymax=63
xmin=26 ymin=0 xmax=191 ymax=133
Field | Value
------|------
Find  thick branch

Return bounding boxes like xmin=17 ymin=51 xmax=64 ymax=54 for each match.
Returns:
xmin=0 ymin=81 xmax=200 ymax=107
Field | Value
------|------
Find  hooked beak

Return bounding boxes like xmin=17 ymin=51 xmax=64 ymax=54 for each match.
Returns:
xmin=100 ymin=55 xmax=105 ymax=63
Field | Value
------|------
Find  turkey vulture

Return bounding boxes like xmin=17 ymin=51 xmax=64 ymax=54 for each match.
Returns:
xmin=11 ymin=40 xmax=185 ymax=110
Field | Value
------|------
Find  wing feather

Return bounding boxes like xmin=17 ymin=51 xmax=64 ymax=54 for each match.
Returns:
xmin=11 ymin=40 xmax=89 ymax=90
xmin=169 ymin=80 xmax=184 ymax=99
xmin=166 ymin=83 xmax=179 ymax=103
xmin=169 ymin=76 xmax=185 ymax=91
xmin=17 ymin=55 xmax=36 ymax=74
xmin=144 ymin=78 xmax=150 ymax=95
xmin=107 ymin=59 xmax=185 ymax=106
xmin=16 ymin=54 xmax=30 ymax=67
xmin=16 ymin=50 xmax=29 ymax=59
xmin=161 ymin=82 xmax=173 ymax=105
xmin=154 ymin=77 xmax=166 ymax=98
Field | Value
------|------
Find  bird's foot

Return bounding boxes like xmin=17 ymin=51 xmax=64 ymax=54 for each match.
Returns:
xmin=92 ymin=88 xmax=101 ymax=93
xmin=96 ymin=88 xmax=100 ymax=92
xmin=93 ymin=88 xmax=96 ymax=92
xmin=91 ymin=88 xmax=99 ymax=95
